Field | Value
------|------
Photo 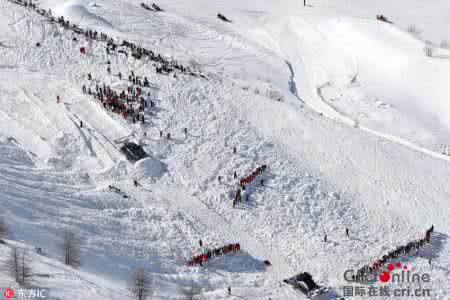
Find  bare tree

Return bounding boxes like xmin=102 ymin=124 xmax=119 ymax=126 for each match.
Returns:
xmin=62 ymin=230 xmax=82 ymax=268
xmin=8 ymin=247 xmax=20 ymax=283
xmin=424 ymin=46 xmax=433 ymax=57
xmin=129 ymin=267 xmax=152 ymax=300
xmin=7 ymin=248 xmax=33 ymax=286
xmin=178 ymin=283 xmax=202 ymax=300
xmin=19 ymin=249 xmax=33 ymax=286
xmin=407 ymin=25 xmax=418 ymax=34
xmin=0 ymin=218 xmax=7 ymax=243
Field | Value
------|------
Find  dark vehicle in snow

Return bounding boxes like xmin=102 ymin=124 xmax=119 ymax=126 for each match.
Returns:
xmin=217 ymin=13 xmax=231 ymax=22
xmin=140 ymin=2 xmax=151 ymax=10
xmin=120 ymin=142 xmax=147 ymax=162
xmin=141 ymin=2 xmax=163 ymax=11
xmin=152 ymin=3 xmax=163 ymax=11
xmin=376 ymin=14 xmax=393 ymax=24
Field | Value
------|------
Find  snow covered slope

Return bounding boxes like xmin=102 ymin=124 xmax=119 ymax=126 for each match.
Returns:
xmin=0 ymin=0 xmax=449 ymax=299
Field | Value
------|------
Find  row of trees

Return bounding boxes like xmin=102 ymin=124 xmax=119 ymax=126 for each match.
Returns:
xmin=1 ymin=220 xmax=82 ymax=287
xmin=1 ymin=218 xmax=204 ymax=299
xmin=130 ymin=267 xmax=203 ymax=299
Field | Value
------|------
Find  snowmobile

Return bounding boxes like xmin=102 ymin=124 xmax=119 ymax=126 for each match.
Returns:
xmin=152 ymin=3 xmax=163 ymax=11
xmin=217 ymin=13 xmax=231 ymax=22
xmin=376 ymin=14 xmax=393 ymax=24
xmin=283 ymin=272 xmax=337 ymax=299
xmin=141 ymin=3 xmax=153 ymax=10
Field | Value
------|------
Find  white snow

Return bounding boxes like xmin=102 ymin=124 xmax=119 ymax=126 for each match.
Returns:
xmin=0 ymin=0 xmax=449 ymax=299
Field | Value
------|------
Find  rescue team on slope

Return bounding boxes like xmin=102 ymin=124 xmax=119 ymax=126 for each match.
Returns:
xmin=233 ymin=164 xmax=268 ymax=208
xmin=9 ymin=0 xmax=194 ymax=77
xmin=352 ymin=225 xmax=435 ymax=281
xmin=14 ymin=1 xmax=439 ymax=293
xmin=188 ymin=242 xmax=241 ymax=266
xmin=81 ymin=72 xmax=151 ymax=123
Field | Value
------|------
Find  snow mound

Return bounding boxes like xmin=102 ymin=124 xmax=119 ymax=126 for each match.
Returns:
xmin=54 ymin=1 xmax=113 ymax=29
xmin=132 ymin=157 xmax=167 ymax=179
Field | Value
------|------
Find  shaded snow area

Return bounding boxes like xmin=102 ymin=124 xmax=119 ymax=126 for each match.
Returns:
xmin=0 ymin=0 xmax=449 ymax=299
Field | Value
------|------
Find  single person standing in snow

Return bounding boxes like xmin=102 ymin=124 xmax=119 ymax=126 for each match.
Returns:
xmin=227 ymin=287 xmax=231 ymax=295
xmin=346 ymin=228 xmax=349 ymax=237
xmin=80 ymin=120 xmax=83 ymax=128
xmin=199 ymin=239 xmax=203 ymax=247
xmin=324 ymin=234 xmax=327 ymax=243
xmin=233 ymin=171 xmax=237 ymax=179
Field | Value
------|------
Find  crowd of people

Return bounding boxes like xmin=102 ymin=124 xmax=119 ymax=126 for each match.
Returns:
xmin=82 ymin=71 xmax=152 ymax=123
xmin=8 ymin=0 xmax=196 ymax=77
xmin=239 ymin=165 xmax=267 ymax=187
xmin=352 ymin=226 xmax=434 ymax=281
xmin=187 ymin=243 xmax=241 ymax=267
xmin=11 ymin=0 xmax=439 ymax=290
xmin=233 ymin=165 xmax=268 ymax=207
